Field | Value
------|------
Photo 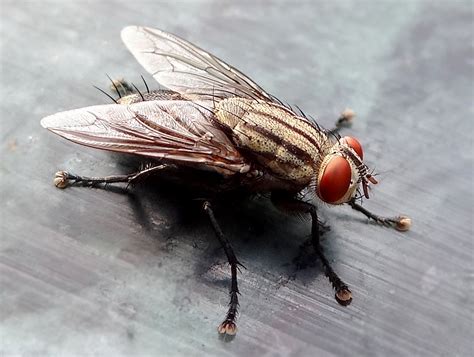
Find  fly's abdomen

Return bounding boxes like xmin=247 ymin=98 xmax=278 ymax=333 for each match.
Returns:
xmin=215 ymin=98 xmax=330 ymax=184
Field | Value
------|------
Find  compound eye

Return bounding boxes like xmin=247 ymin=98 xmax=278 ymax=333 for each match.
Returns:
xmin=318 ymin=156 xmax=352 ymax=204
xmin=342 ymin=136 xmax=363 ymax=159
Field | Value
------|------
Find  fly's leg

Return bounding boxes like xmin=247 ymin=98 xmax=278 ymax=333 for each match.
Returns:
xmin=328 ymin=108 xmax=355 ymax=134
xmin=272 ymin=193 xmax=352 ymax=306
xmin=52 ymin=164 xmax=169 ymax=189
xmin=109 ymin=78 xmax=135 ymax=97
xmin=348 ymin=199 xmax=412 ymax=232
xmin=203 ymin=201 xmax=242 ymax=339
xmin=304 ymin=203 xmax=352 ymax=305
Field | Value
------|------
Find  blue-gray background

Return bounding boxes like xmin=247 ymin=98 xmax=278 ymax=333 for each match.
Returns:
xmin=1 ymin=1 xmax=472 ymax=356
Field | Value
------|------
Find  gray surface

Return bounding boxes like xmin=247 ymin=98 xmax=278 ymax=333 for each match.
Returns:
xmin=1 ymin=1 xmax=473 ymax=356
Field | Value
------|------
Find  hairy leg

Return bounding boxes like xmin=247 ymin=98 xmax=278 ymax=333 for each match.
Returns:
xmin=272 ymin=192 xmax=352 ymax=305
xmin=52 ymin=164 xmax=170 ymax=189
xmin=109 ymin=77 xmax=136 ymax=97
xmin=348 ymin=199 xmax=411 ymax=231
xmin=203 ymin=201 xmax=242 ymax=339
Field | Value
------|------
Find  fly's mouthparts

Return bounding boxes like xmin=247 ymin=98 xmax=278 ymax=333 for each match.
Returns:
xmin=366 ymin=174 xmax=378 ymax=185
xmin=361 ymin=172 xmax=378 ymax=199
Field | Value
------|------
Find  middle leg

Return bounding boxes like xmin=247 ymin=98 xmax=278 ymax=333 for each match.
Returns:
xmin=272 ymin=192 xmax=352 ymax=305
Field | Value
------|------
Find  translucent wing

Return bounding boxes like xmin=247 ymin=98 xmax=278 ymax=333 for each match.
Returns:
xmin=41 ymin=100 xmax=250 ymax=175
xmin=121 ymin=26 xmax=275 ymax=103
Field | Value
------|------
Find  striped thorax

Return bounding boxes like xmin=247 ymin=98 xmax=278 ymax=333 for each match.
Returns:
xmin=215 ymin=98 xmax=331 ymax=185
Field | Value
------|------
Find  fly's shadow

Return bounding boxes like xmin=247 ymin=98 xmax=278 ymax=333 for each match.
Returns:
xmin=111 ymin=154 xmax=342 ymax=288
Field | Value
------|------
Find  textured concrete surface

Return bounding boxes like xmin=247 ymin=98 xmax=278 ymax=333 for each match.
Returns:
xmin=1 ymin=1 xmax=472 ymax=356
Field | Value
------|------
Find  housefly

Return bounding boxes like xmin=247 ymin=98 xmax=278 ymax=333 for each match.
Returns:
xmin=41 ymin=26 xmax=411 ymax=338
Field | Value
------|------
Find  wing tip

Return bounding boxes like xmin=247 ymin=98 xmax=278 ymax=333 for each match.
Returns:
xmin=121 ymin=25 xmax=143 ymax=42
xmin=40 ymin=106 xmax=102 ymax=130
xmin=40 ymin=115 xmax=55 ymax=129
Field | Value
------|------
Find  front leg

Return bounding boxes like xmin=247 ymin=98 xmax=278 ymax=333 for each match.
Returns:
xmin=348 ymin=199 xmax=412 ymax=231
xmin=272 ymin=192 xmax=352 ymax=306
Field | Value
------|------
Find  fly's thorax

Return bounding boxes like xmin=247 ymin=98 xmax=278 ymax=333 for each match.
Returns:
xmin=215 ymin=98 xmax=331 ymax=185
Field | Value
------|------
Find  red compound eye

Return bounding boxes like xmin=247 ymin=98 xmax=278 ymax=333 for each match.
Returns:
xmin=342 ymin=136 xmax=363 ymax=159
xmin=318 ymin=156 xmax=352 ymax=204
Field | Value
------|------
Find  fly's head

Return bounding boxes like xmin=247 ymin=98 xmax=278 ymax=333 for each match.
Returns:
xmin=316 ymin=136 xmax=378 ymax=205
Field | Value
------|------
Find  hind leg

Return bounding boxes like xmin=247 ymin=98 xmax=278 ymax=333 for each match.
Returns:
xmin=52 ymin=164 xmax=170 ymax=189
